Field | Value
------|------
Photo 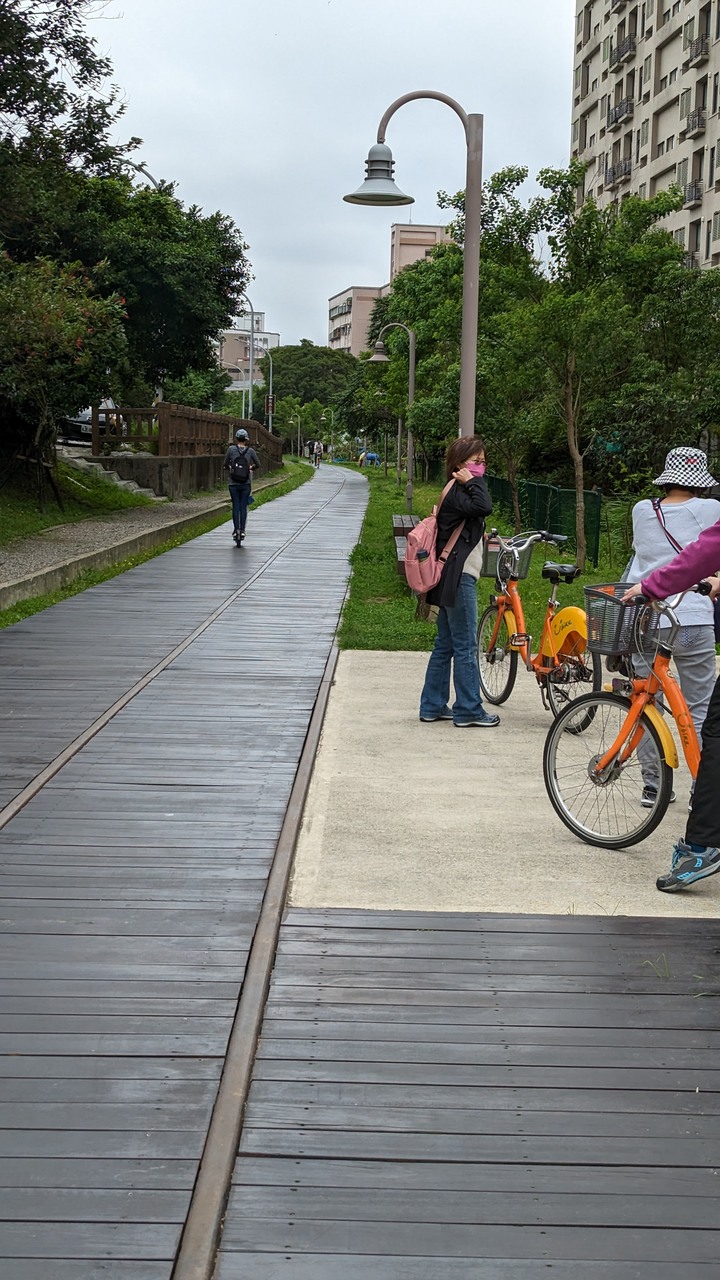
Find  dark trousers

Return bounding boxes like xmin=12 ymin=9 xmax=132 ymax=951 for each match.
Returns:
xmin=229 ymin=481 xmax=251 ymax=535
xmin=686 ymin=672 xmax=720 ymax=849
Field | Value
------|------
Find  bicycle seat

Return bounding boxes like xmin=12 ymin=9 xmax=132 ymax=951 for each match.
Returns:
xmin=542 ymin=561 xmax=580 ymax=584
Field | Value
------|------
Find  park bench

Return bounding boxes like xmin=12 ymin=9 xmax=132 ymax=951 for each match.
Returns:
xmin=392 ymin=513 xmax=420 ymax=580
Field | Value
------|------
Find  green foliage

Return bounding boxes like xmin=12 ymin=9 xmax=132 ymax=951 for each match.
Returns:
xmin=163 ymin=366 xmax=233 ymax=411
xmin=0 ymin=255 xmax=127 ymax=456
xmin=262 ymin=340 xmax=358 ymax=405
xmin=0 ymin=458 xmax=151 ymax=546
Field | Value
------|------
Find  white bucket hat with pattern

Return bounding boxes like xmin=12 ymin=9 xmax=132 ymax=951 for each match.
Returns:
xmin=654 ymin=446 xmax=717 ymax=490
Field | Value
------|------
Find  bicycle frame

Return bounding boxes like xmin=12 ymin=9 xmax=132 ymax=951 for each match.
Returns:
xmin=487 ymin=579 xmax=584 ymax=680
xmin=593 ymin=648 xmax=701 ymax=780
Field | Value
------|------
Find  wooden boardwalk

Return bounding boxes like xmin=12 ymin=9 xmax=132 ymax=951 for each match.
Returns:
xmin=0 ymin=468 xmax=367 ymax=1278
xmin=219 ymin=907 xmax=720 ymax=1279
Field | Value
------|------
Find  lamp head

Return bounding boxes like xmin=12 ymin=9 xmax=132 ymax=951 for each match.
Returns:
xmin=368 ymin=340 xmax=390 ymax=363
xmin=343 ymin=143 xmax=414 ymax=206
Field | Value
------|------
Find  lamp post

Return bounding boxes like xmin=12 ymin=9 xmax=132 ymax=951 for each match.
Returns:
xmin=237 ymin=295 xmax=256 ymax=416
xmin=264 ymin=348 xmax=274 ymax=433
xmin=344 ymin=90 xmax=482 ymax=438
xmin=124 ymin=160 xmax=161 ymax=190
xmin=369 ymin=322 xmax=416 ymax=512
xmin=320 ymin=408 xmax=335 ymax=462
xmin=289 ymin=413 xmax=301 ymax=458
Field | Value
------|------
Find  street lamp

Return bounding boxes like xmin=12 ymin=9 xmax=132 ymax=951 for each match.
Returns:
xmin=123 ymin=160 xmax=161 ymax=190
xmin=237 ymin=295 xmax=257 ymax=416
xmin=320 ymin=408 xmax=335 ymax=462
xmin=369 ymin=322 xmax=415 ymax=512
xmin=345 ymin=90 xmax=483 ymax=438
xmin=263 ymin=348 xmax=274 ymax=433
xmin=289 ymin=413 xmax=301 ymax=458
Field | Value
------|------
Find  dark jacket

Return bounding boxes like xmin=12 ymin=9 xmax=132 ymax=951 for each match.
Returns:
xmin=224 ymin=444 xmax=261 ymax=485
xmin=426 ymin=477 xmax=493 ymax=608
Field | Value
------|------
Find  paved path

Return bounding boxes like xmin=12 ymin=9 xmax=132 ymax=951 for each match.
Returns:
xmin=0 ymin=466 xmax=367 ymax=1277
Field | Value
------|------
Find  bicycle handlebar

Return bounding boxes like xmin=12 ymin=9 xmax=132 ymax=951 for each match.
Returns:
xmin=487 ymin=528 xmax=568 ymax=553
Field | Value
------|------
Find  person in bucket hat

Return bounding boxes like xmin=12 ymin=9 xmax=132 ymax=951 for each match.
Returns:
xmin=624 ymin=445 xmax=720 ymax=823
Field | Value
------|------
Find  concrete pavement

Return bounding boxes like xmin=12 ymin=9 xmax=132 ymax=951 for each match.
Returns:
xmin=290 ymin=650 xmax=718 ymax=919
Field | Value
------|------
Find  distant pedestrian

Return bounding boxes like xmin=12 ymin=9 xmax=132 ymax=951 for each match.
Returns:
xmin=224 ymin=428 xmax=260 ymax=545
xmin=419 ymin=436 xmax=499 ymax=728
xmin=313 ymin=440 xmax=323 ymax=468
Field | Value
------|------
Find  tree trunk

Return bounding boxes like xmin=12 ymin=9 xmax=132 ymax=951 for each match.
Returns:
xmin=564 ymin=352 xmax=587 ymax=570
xmin=507 ymin=459 xmax=522 ymax=533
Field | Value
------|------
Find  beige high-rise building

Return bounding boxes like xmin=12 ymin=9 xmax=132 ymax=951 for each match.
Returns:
xmin=328 ymin=223 xmax=451 ymax=356
xmin=571 ymin=0 xmax=720 ymax=265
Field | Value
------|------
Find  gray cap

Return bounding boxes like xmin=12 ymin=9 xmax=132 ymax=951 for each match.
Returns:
xmin=235 ymin=428 xmax=249 ymax=441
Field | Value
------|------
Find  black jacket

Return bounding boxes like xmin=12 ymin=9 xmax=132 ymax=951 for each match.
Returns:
xmin=426 ymin=477 xmax=493 ymax=608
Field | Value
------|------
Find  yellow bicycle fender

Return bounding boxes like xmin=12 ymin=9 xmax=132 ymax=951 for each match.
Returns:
xmin=642 ymin=704 xmax=679 ymax=769
xmin=501 ymin=608 xmax=524 ymax=650
xmin=540 ymin=605 xmax=587 ymax=659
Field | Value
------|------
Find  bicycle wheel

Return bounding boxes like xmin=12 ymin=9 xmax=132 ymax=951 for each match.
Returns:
xmin=545 ymin=647 xmax=602 ymax=723
xmin=477 ymin=604 xmax=518 ymax=704
xmin=543 ymin=691 xmax=674 ymax=849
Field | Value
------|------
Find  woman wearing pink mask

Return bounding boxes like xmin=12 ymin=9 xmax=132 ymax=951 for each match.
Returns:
xmin=419 ymin=436 xmax=500 ymax=728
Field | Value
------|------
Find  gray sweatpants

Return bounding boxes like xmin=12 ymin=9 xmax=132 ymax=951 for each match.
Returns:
xmin=636 ymin=624 xmax=717 ymax=792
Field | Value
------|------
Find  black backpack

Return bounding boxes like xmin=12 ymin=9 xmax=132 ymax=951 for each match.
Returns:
xmin=228 ymin=445 xmax=251 ymax=483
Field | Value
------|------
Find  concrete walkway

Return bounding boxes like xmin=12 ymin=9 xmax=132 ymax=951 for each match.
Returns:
xmin=291 ymin=650 xmax=718 ymax=920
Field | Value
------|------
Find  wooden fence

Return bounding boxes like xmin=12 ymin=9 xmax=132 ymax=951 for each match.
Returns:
xmin=91 ymin=403 xmax=282 ymax=469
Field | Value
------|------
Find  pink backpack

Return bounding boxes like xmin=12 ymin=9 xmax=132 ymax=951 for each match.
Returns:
xmin=404 ymin=481 xmax=466 ymax=594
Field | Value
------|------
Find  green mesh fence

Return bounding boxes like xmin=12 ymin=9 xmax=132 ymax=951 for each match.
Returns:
xmin=486 ymin=475 xmax=602 ymax=566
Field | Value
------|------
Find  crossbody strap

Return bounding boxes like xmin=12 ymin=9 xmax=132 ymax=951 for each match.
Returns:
xmin=434 ymin=479 xmax=466 ymax=562
xmin=651 ymin=498 xmax=683 ymax=555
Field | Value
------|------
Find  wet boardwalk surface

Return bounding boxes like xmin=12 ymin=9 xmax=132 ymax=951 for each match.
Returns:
xmin=220 ymin=907 xmax=720 ymax=1279
xmin=0 ymin=468 xmax=367 ymax=1278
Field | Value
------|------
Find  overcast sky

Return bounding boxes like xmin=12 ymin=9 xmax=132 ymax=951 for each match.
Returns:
xmin=95 ymin=0 xmax=576 ymax=345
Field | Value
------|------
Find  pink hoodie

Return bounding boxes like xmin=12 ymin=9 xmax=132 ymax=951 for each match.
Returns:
xmin=642 ymin=519 xmax=720 ymax=598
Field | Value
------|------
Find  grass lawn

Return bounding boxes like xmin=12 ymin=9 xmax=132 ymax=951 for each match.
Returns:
xmin=338 ymin=467 xmax=623 ymax=651
xmin=0 ymin=459 xmax=312 ymax=630
xmin=1 ymin=459 xmax=155 ymax=546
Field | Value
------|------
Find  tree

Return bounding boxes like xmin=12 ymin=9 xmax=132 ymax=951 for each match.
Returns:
xmin=261 ymin=340 xmax=357 ymax=405
xmin=0 ymin=253 xmax=127 ymax=462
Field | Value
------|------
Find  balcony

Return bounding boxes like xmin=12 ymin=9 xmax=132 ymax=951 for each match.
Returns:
xmin=684 ymin=251 xmax=700 ymax=269
xmin=607 ymin=98 xmax=634 ymax=131
xmin=684 ymin=179 xmax=704 ymax=207
xmin=611 ymin=0 xmax=627 ymax=9
xmin=618 ymin=33 xmax=637 ymax=63
xmin=605 ymin=158 xmax=632 ymax=188
xmin=685 ymin=108 xmax=707 ymax=138
xmin=687 ymin=36 xmax=710 ymax=66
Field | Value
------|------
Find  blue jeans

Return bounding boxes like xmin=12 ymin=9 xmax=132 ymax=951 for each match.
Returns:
xmin=419 ymin=573 xmax=487 ymax=723
xmin=229 ymin=481 xmax=251 ymax=535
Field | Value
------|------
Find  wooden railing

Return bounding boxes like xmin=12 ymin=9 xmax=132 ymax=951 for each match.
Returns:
xmin=91 ymin=403 xmax=282 ymax=468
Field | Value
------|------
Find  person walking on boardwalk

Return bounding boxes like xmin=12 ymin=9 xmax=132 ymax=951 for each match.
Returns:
xmin=419 ymin=436 xmax=500 ymax=728
xmin=623 ymin=519 xmax=720 ymax=892
xmin=626 ymin=447 xmax=720 ymax=810
xmin=224 ymin=428 xmax=260 ymax=545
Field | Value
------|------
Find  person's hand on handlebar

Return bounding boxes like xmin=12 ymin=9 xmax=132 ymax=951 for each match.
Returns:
xmin=621 ymin=582 xmax=646 ymax=604
xmin=704 ymin=574 xmax=720 ymax=600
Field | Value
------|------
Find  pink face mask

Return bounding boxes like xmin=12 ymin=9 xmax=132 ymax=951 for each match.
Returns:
xmin=466 ymin=462 xmax=486 ymax=477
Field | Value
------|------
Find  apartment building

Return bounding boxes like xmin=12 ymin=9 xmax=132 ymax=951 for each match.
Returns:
xmin=328 ymin=223 xmax=451 ymax=356
xmin=217 ymin=312 xmax=280 ymax=392
xmin=571 ymin=0 xmax=720 ymax=265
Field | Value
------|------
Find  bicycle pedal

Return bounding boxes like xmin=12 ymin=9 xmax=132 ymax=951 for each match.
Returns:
xmin=510 ymin=633 xmax=530 ymax=647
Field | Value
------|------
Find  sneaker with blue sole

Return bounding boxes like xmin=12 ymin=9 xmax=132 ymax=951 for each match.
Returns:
xmin=455 ymin=711 xmax=501 ymax=728
xmin=656 ymin=840 xmax=720 ymax=893
xmin=419 ymin=707 xmax=453 ymax=722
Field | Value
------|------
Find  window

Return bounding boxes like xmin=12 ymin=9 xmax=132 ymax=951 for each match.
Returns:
xmin=592 ymin=78 xmax=598 ymax=92
xmin=659 ymin=75 xmax=668 ymax=90
xmin=683 ymin=17 xmax=695 ymax=48
xmin=673 ymin=2 xmax=683 ymax=17
xmin=714 ymin=74 xmax=720 ymax=117
xmin=677 ymin=156 xmax=689 ymax=187
xmin=575 ymin=65 xmax=582 ymax=89
xmin=572 ymin=119 xmax=580 ymax=143
xmin=589 ymin=133 xmax=596 ymax=147
xmin=600 ymin=94 xmax=608 ymax=118
xmin=706 ymin=219 xmax=712 ymax=258
xmin=669 ymin=68 xmax=678 ymax=84
xmin=713 ymin=211 xmax=720 ymax=241
xmin=639 ymin=182 xmax=647 ymax=199
xmin=666 ymin=135 xmax=675 ymax=150
xmin=657 ymin=140 xmax=666 ymax=155
xmin=641 ymin=118 xmax=650 ymax=145
xmin=577 ymin=11 xmax=583 ymax=33
xmin=680 ymin=87 xmax=692 ymax=117
xmin=643 ymin=54 xmax=652 ymax=87
xmin=710 ymin=146 xmax=716 ymax=185
xmin=674 ymin=226 xmax=686 ymax=246
xmin=603 ymin=35 xmax=610 ymax=61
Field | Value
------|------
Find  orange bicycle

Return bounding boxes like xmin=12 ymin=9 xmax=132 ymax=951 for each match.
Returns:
xmin=477 ymin=529 xmax=600 ymax=718
xmin=543 ymin=586 xmax=701 ymax=848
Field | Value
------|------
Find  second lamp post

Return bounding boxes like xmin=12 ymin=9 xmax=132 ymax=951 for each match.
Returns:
xmin=368 ymin=322 xmax=415 ymax=512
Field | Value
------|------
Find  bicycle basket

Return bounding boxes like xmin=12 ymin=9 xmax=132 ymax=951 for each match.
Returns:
xmin=480 ymin=537 xmax=534 ymax=581
xmin=584 ymin=583 xmax=661 ymax=658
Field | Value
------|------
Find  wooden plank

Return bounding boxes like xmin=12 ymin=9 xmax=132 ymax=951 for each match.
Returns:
xmin=217 ymin=1257 xmax=717 ymax=1280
